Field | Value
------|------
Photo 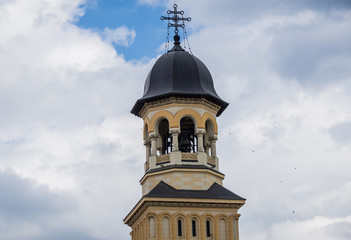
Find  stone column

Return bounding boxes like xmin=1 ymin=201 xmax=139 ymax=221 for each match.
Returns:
xmin=149 ymin=133 xmax=157 ymax=156
xmin=196 ymin=129 xmax=206 ymax=152
xmin=144 ymin=140 xmax=151 ymax=171
xmin=205 ymin=143 xmax=210 ymax=155
xmin=233 ymin=217 xmax=239 ymax=240
xmin=170 ymin=129 xmax=180 ymax=152
xmin=144 ymin=140 xmax=151 ymax=161
xmin=210 ymin=136 xmax=218 ymax=158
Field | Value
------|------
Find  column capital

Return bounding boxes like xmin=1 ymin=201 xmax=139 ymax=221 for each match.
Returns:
xmin=149 ymin=133 xmax=157 ymax=139
xmin=210 ymin=135 xmax=218 ymax=141
xmin=169 ymin=128 xmax=180 ymax=134
xmin=196 ymin=128 xmax=206 ymax=134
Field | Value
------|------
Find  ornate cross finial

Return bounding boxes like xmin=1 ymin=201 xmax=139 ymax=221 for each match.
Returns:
xmin=161 ymin=4 xmax=191 ymax=35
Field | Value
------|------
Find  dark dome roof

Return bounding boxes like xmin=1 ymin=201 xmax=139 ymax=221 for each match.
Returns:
xmin=131 ymin=39 xmax=228 ymax=117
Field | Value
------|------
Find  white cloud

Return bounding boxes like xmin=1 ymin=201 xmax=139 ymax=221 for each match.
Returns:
xmin=137 ymin=0 xmax=166 ymax=7
xmin=0 ymin=0 xmax=350 ymax=240
xmin=329 ymin=121 xmax=351 ymax=144
xmin=268 ymin=216 xmax=351 ymax=240
xmin=102 ymin=26 xmax=136 ymax=47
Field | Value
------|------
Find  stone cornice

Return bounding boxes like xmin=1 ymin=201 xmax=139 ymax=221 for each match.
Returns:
xmin=124 ymin=197 xmax=245 ymax=226
xmin=139 ymin=166 xmax=225 ymax=185
xmin=140 ymin=97 xmax=220 ymax=119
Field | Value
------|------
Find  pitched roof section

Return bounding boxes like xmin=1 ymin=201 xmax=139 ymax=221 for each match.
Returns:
xmin=145 ymin=181 xmax=245 ymax=201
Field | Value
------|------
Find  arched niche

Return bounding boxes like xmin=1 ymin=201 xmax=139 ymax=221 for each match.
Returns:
xmin=202 ymin=113 xmax=218 ymax=134
xmin=179 ymin=117 xmax=197 ymax=153
xmin=218 ymin=218 xmax=228 ymax=240
xmin=161 ymin=216 xmax=171 ymax=239
xmin=149 ymin=215 xmax=157 ymax=239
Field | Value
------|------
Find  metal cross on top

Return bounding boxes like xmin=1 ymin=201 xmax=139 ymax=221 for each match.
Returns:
xmin=161 ymin=4 xmax=191 ymax=35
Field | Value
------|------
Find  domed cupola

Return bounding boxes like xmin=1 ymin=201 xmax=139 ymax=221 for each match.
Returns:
xmin=131 ymin=35 xmax=228 ymax=117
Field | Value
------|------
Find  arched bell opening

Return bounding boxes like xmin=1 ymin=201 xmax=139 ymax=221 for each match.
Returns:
xmin=204 ymin=119 xmax=214 ymax=156
xmin=157 ymin=118 xmax=172 ymax=155
xmin=178 ymin=117 xmax=197 ymax=153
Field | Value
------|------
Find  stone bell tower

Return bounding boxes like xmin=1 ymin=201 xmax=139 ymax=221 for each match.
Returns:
xmin=124 ymin=4 xmax=245 ymax=240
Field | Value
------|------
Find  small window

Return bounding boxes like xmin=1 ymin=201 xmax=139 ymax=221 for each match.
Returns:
xmin=178 ymin=219 xmax=183 ymax=237
xmin=192 ymin=220 xmax=197 ymax=237
xmin=206 ymin=220 xmax=211 ymax=237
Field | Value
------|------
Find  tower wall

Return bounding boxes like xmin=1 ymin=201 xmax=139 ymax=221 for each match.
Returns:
xmin=140 ymin=167 xmax=224 ymax=195
xmin=127 ymin=199 xmax=242 ymax=240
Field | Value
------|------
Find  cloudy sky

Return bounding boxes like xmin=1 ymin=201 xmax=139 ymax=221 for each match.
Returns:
xmin=1 ymin=0 xmax=351 ymax=239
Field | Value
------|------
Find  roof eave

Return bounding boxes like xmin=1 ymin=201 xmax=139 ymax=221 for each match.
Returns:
xmin=130 ymin=93 xmax=229 ymax=117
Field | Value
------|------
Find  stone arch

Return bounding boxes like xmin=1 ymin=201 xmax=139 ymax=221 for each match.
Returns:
xmin=174 ymin=213 xmax=187 ymax=239
xmin=204 ymin=118 xmax=216 ymax=156
xmin=147 ymin=213 xmax=158 ymax=239
xmin=149 ymin=110 xmax=175 ymax=133
xmin=143 ymin=118 xmax=150 ymax=140
xmin=188 ymin=214 xmax=201 ymax=238
xmin=216 ymin=215 xmax=229 ymax=240
xmin=179 ymin=116 xmax=197 ymax=153
xmin=156 ymin=118 xmax=172 ymax=155
xmin=160 ymin=214 xmax=172 ymax=239
xmin=230 ymin=215 xmax=240 ymax=240
xmin=174 ymin=109 xmax=204 ymax=130
xmin=202 ymin=112 xmax=218 ymax=134
xmin=202 ymin=214 xmax=215 ymax=239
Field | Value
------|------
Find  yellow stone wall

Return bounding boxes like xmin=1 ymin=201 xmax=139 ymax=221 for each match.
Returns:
xmin=140 ymin=168 xmax=224 ymax=195
xmin=130 ymin=205 xmax=241 ymax=240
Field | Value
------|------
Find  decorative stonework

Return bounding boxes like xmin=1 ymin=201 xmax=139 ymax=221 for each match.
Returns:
xmin=207 ymin=156 xmax=216 ymax=166
xmin=181 ymin=152 xmax=197 ymax=161
xmin=126 ymin=200 xmax=244 ymax=226
xmin=140 ymin=97 xmax=220 ymax=118
xmin=156 ymin=154 xmax=170 ymax=164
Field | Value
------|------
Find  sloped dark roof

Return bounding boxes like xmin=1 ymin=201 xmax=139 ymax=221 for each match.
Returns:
xmin=145 ymin=164 xmax=223 ymax=175
xmin=131 ymin=37 xmax=228 ymax=117
xmin=145 ymin=181 xmax=245 ymax=201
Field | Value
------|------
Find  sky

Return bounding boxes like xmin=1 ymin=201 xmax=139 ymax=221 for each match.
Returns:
xmin=0 ymin=0 xmax=351 ymax=239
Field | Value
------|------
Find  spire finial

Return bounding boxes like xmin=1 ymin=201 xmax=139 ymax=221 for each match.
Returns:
xmin=161 ymin=4 xmax=191 ymax=39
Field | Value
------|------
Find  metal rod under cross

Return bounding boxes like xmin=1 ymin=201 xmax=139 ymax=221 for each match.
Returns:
xmin=161 ymin=4 xmax=191 ymax=35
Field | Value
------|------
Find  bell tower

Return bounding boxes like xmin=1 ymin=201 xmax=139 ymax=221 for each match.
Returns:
xmin=124 ymin=4 xmax=245 ymax=240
